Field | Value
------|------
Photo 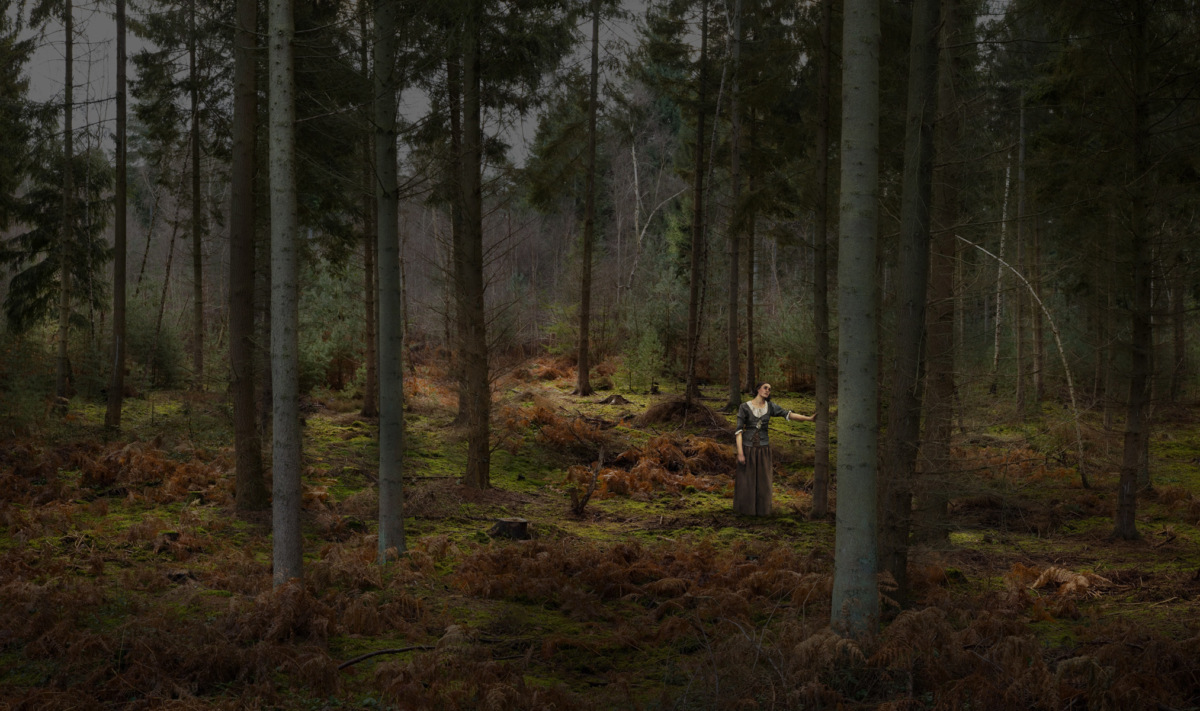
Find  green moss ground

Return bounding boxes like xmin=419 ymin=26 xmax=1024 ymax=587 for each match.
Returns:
xmin=3 ymin=374 xmax=1200 ymax=707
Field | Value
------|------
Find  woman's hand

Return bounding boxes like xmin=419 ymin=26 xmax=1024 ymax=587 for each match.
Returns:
xmin=737 ymin=451 xmax=745 ymax=464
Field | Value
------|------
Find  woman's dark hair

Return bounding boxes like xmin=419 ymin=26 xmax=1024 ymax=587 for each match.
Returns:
xmin=755 ymin=382 xmax=771 ymax=400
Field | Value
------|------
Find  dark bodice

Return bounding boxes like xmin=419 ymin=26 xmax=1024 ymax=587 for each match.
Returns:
xmin=734 ymin=400 xmax=791 ymax=447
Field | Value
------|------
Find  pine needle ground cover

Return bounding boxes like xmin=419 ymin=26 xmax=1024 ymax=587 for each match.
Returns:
xmin=2 ymin=370 xmax=1199 ymax=710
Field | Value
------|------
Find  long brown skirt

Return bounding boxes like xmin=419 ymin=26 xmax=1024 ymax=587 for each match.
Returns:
xmin=734 ymin=444 xmax=773 ymax=516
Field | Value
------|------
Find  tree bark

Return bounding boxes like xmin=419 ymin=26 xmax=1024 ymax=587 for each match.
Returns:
xmin=448 ymin=55 xmax=469 ymax=425
xmin=830 ymin=0 xmax=880 ymax=641
xmin=1033 ymin=218 xmax=1045 ymax=401
xmin=724 ymin=0 xmax=742 ymax=411
xmin=190 ymin=0 xmax=204 ymax=390
xmin=56 ymin=0 xmax=73 ymax=405
xmin=374 ymin=0 xmax=406 ymax=555
xmin=268 ymin=0 xmax=303 ymax=583
xmin=810 ymin=0 xmax=832 ymax=519
xmin=878 ymin=0 xmax=939 ymax=600
xmin=743 ymin=113 xmax=757 ymax=396
xmin=1171 ymin=261 xmax=1186 ymax=401
xmin=991 ymin=155 xmax=1011 ymax=381
xmin=575 ymin=0 xmax=600 ymax=397
xmin=683 ymin=0 xmax=708 ymax=406
xmin=360 ymin=4 xmax=378 ymax=418
xmin=913 ymin=0 xmax=961 ymax=546
xmin=1114 ymin=0 xmax=1150 ymax=541
xmin=230 ymin=0 xmax=266 ymax=511
xmin=461 ymin=0 xmax=490 ymax=489
xmin=1014 ymin=93 xmax=1027 ymax=418
xmin=104 ymin=0 xmax=126 ymax=429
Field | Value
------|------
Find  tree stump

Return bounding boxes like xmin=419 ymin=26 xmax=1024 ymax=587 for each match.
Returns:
xmin=487 ymin=517 xmax=530 ymax=540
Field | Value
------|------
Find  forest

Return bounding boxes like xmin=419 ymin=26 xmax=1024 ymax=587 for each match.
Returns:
xmin=1 ymin=0 xmax=1200 ymax=707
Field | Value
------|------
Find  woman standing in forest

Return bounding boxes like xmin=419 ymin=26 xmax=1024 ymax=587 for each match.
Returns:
xmin=734 ymin=383 xmax=815 ymax=516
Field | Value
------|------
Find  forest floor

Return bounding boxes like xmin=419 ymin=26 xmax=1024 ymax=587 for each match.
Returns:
xmin=2 ymin=357 xmax=1200 ymax=709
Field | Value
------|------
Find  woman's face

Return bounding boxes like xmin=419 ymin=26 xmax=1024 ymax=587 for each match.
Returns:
xmin=757 ymin=383 xmax=772 ymax=400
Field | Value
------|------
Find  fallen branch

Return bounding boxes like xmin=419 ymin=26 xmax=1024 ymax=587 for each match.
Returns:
xmin=338 ymin=645 xmax=436 ymax=670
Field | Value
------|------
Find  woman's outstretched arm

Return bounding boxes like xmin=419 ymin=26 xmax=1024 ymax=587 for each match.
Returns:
xmin=787 ymin=411 xmax=816 ymax=422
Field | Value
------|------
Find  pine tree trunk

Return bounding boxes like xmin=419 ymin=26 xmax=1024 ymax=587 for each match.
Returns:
xmin=230 ymin=0 xmax=266 ymax=511
xmin=810 ymin=0 xmax=832 ymax=519
xmin=1033 ymin=219 xmax=1045 ymax=402
xmin=104 ymin=0 xmax=126 ymax=429
xmin=914 ymin=0 xmax=961 ymax=547
xmin=268 ymin=0 xmax=303 ymax=583
xmin=991 ymin=156 xmax=1011 ymax=381
xmin=878 ymin=0 xmax=940 ymax=599
xmin=360 ymin=4 xmax=378 ymax=418
xmin=683 ymin=0 xmax=709 ymax=405
xmin=374 ymin=0 xmax=406 ymax=555
xmin=461 ymin=0 xmax=490 ymax=488
xmin=724 ymin=0 xmax=742 ymax=411
xmin=830 ymin=0 xmax=880 ymax=641
xmin=190 ymin=0 xmax=204 ymax=391
xmin=744 ymin=112 xmax=757 ymax=395
xmin=448 ymin=56 xmax=469 ymax=425
xmin=1171 ymin=266 xmax=1186 ymax=401
xmin=574 ymin=0 xmax=600 ymax=397
xmin=56 ymin=0 xmax=73 ymax=405
xmin=1015 ymin=93 xmax=1027 ymax=418
xmin=1114 ymin=0 xmax=1150 ymax=541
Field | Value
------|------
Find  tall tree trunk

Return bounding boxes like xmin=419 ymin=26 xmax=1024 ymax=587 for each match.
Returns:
xmin=1171 ymin=261 xmax=1186 ymax=401
xmin=683 ymin=0 xmax=709 ymax=405
xmin=448 ymin=56 xmax=469 ymax=425
xmin=1104 ymin=217 xmax=1117 ymax=429
xmin=830 ymin=0 xmax=880 ymax=641
xmin=461 ymin=0 xmax=490 ymax=488
xmin=230 ymin=0 xmax=266 ymax=511
xmin=360 ymin=4 xmax=378 ymax=418
xmin=268 ymin=0 xmax=303 ymax=583
xmin=104 ymin=0 xmax=126 ymax=429
xmin=1014 ymin=93 xmax=1027 ymax=418
xmin=1033 ymin=218 xmax=1045 ymax=402
xmin=810 ymin=0 xmax=833 ymax=519
xmin=56 ymin=0 xmax=73 ymax=405
xmin=878 ymin=0 xmax=940 ymax=600
xmin=1114 ymin=0 xmax=1150 ymax=541
xmin=374 ymin=0 xmax=406 ymax=555
xmin=190 ymin=0 xmax=204 ymax=390
xmin=744 ymin=111 xmax=757 ymax=395
xmin=991 ymin=155 xmax=1012 ymax=381
xmin=574 ymin=0 xmax=600 ymax=397
xmin=914 ymin=0 xmax=961 ymax=547
xmin=724 ymin=0 xmax=742 ymax=411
